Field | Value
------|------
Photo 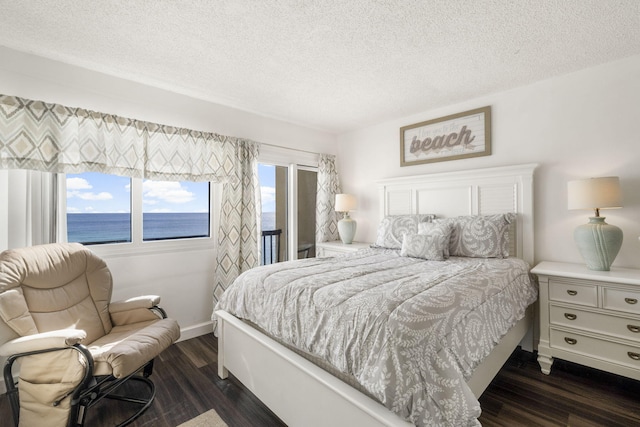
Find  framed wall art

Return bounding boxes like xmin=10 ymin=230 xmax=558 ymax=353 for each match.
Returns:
xmin=400 ymin=106 xmax=491 ymax=167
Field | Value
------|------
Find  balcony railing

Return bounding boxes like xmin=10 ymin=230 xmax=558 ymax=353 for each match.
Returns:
xmin=261 ymin=229 xmax=281 ymax=265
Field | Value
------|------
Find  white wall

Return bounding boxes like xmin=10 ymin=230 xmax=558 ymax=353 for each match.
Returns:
xmin=0 ymin=46 xmax=337 ymax=340
xmin=337 ymin=54 xmax=640 ymax=269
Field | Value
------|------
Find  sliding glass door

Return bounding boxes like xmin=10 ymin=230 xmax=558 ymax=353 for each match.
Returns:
xmin=259 ymin=164 xmax=288 ymax=265
xmin=259 ymin=163 xmax=317 ymax=265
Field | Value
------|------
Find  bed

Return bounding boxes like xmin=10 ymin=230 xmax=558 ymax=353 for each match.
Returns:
xmin=215 ymin=163 xmax=538 ymax=426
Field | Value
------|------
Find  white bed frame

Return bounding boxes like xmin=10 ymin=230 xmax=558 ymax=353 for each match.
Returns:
xmin=216 ymin=163 xmax=538 ymax=427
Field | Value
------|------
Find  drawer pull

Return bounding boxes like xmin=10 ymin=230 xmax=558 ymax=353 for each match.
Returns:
xmin=567 ymin=290 xmax=578 ymax=296
xmin=628 ymin=352 xmax=640 ymax=361
xmin=628 ymin=325 xmax=640 ymax=333
xmin=625 ymin=298 xmax=638 ymax=305
xmin=564 ymin=337 xmax=577 ymax=345
xmin=564 ymin=313 xmax=577 ymax=320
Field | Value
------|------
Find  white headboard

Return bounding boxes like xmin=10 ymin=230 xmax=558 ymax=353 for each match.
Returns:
xmin=378 ymin=164 xmax=537 ymax=265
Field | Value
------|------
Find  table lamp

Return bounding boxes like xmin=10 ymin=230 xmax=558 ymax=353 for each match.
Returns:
xmin=335 ymin=194 xmax=357 ymax=244
xmin=568 ymin=176 xmax=623 ymax=271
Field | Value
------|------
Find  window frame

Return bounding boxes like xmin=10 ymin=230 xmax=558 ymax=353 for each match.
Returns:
xmin=60 ymin=174 xmax=217 ymax=258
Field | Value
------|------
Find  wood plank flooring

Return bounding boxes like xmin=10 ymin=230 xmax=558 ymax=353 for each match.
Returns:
xmin=1 ymin=333 xmax=639 ymax=426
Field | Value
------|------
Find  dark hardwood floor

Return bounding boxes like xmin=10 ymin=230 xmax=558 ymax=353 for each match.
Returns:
xmin=2 ymin=334 xmax=639 ymax=426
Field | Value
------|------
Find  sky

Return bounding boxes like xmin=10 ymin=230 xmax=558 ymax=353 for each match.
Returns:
xmin=259 ymin=164 xmax=275 ymax=213
xmin=66 ymin=172 xmax=209 ymax=213
xmin=67 ymin=166 xmax=276 ymax=214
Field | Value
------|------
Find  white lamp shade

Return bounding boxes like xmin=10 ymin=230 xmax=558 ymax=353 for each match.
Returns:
xmin=567 ymin=177 xmax=622 ymax=211
xmin=335 ymin=194 xmax=357 ymax=212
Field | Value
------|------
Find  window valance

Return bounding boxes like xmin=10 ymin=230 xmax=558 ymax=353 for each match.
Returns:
xmin=0 ymin=94 xmax=254 ymax=182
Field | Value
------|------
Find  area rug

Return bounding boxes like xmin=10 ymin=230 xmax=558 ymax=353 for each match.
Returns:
xmin=177 ymin=409 xmax=228 ymax=427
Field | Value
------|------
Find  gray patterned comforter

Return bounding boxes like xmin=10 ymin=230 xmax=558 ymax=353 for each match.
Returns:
xmin=215 ymin=248 xmax=538 ymax=426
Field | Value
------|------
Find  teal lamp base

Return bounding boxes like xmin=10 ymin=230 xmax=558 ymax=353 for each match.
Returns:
xmin=338 ymin=214 xmax=357 ymax=244
xmin=574 ymin=216 xmax=623 ymax=271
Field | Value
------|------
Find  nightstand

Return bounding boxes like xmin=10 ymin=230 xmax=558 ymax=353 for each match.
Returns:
xmin=532 ymin=261 xmax=640 ymax=381
xmin=316 ymin=241 xmax=371 ymax=258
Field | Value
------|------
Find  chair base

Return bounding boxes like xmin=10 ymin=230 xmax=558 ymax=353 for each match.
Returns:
xmin=4 ymin=348 xmax=157 ymax=427
xmin=111 ymin=377 xmax=155 ymax=427
xmin=73 ymin=362 xmax=157 ymax=427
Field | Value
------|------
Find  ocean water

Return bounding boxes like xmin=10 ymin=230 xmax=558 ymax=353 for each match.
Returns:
xmin=67 ymin=213 xmax=209 ymax=244
xmin=261 ymin=211 xmax=275 ymax=231
xmin=68 ymin=212 xmax=279 ymax=262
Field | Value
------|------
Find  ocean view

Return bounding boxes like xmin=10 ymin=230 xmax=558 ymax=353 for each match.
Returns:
xmin=67 ymin=212 xmax=210 ymax=244
xmin=261 ymin=211 xmax=276 ymax=231
xmin=68 ymin=212 xmax=279 ymax=262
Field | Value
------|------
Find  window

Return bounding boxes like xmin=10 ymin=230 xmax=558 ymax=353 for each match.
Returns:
xmin=142 ymin=180 xmax=210 ymax=241
xmin=67 ymin=172 xmax=132 ymax=244
xmin=66 ymin=172 xmax=210 ymax=245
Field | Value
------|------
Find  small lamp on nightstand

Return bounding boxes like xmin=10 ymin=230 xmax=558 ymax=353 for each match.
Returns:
xmin=568 ymin=176 xmax=623 ymax=271
xmin=335 ymin=194 xmax=357 ymax=244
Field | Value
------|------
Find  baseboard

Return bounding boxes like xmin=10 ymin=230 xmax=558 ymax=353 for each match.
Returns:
xmin=178 ymin=321 xmax=214 ymax=342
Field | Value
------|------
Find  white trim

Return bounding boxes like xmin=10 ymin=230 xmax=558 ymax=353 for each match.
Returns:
xmin=288 ymin=165 xmax=298 ymax=260
xmin=259 ymin=144 xmax=319 ymax=168
xmin=178 ymin=321 xmax=214 ymax=343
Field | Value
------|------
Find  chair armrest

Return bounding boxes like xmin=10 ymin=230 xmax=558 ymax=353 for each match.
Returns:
xmin=0 ymin=329 xmax=87 ymax=357
xmin=109 ymin=295 xmax=161 ymax=314
xmin=109 ymin=296 xmax=166 ymax=325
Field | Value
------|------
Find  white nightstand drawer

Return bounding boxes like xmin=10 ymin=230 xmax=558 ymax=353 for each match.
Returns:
xmin=550 ymin=305 xmax=640 ymax=342
xmin=316 ymin=241 xmax=371 ymax=258
xmin=550 ymin=329 xmax=640 ymax=371
xmin=603 ymin=288 xmax=640 ymax=315
xmin=549 ymin=280 xmax=597 ymax=307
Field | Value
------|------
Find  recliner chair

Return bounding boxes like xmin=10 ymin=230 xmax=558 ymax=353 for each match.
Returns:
xmin=0 ymin=243 xmax=181 ymax=426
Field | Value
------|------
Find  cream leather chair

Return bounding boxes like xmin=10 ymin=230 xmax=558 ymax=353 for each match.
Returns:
xmin=0 ymin=243 xmax=181 ymax=427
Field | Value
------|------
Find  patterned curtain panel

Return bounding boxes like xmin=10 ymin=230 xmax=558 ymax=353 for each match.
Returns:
xmin=213 ymin=139 xmax=261 ymax=308
xmin=145 ymin=124 xmax=237 ymax=182
xmin=0 ymin=94 xmax=240 ymax=182
xmin=315 ymin=153 xmax=341 ymax=243
xmin=0 ymin=95 xmax=145 ymax=177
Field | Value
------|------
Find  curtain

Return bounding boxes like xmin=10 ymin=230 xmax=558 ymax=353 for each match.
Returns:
xmin=213 ymin=140 xmax=261 ymax=309
xmin=0 ymin=95 xmax=145 ymax=177
xmin=315 ymin=154 xmax=341 ymax=243
xmin=145 ymin=124 xmax=237 ymax=182
xmin=0 ymin=94 xmax=238 ymax=182
xmin=2 ymin=170 xmax=57 ymax=249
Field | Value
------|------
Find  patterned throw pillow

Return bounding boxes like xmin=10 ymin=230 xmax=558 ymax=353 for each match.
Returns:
xmin=374 ymin=214 xmax=436 ymax=249
xmin=401 ymin=222 xmax=453 ymax=260
xmin=435 ymin=213 xmax=516 ymax=258
xmin=418 ymin=221 xmax=451 ymax=258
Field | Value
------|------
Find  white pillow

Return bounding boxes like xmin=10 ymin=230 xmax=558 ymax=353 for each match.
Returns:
xmin=401 ymin=222 xmax=452 ymax=261
xmin=418 ymin=221 xmax=451 ymax=258
xmin=374 ymin=214 xmax=436 ymax=249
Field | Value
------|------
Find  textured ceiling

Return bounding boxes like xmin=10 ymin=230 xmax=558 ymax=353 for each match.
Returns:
xmin=0 ymin=1 xmax=639 ymax=134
